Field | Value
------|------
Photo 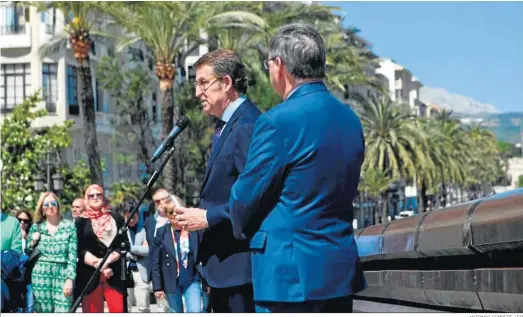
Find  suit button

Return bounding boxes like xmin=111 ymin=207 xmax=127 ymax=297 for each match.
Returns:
xmin=166 ymin=254 xmax=169 ymax=257
xmin=167 ymin=263 xmax=170 ymax=267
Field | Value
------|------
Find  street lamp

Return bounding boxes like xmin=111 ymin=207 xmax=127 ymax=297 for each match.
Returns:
xmin=52 ymin=172 xmax=63 ymax=191
xmin=34 ymin=172 xmax=46 ymax=192
xmin=34 ymin=151 xmax=63 ymax=192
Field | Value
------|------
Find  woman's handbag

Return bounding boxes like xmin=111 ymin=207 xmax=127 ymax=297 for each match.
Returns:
xmin=26 ymin=224 xmax=41 ymax=268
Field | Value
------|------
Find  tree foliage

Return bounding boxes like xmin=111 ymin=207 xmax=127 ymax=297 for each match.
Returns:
xmin=1 ymin=93 xmax=77 ymax=211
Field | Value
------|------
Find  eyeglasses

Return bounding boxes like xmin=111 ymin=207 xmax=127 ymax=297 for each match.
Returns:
xmin=263 ymin=57 xmax=278 ymax=71
xmin=43 ymin=201 xmax=58 ymax=208
xmin=17 ymin=218 xmax=31 ymax=224
xmin=153 ymin=196 xmax=170 ymax=205
xmin=87 ymin=193 xmax=103 ymax=200
xmin=193 ymin=77 xmax=222 ymax=93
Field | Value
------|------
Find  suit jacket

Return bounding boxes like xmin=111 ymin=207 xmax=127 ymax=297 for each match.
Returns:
xmin=144 ymin=213 xmax=169 ymax=281
xmin=230 ymin=82 xmax=366 ymax=302
xmin=198 ymin=99 xmax=262 ymax=288
xmin=75 ymin=212 xmax=129 ymax=295
xmin=150 ymin=225 xmax=199 ymax=293
xmin=127 ymin=227 xmax=148 ymax=282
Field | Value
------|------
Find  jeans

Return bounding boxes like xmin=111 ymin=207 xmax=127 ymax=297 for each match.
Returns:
xmin=201 ymin=286 xmax=211 ymax=313
xmin=165 ymin=282 xmax=202 ymax=313
xmin=25 ymin=283 xmax=34 ymax=313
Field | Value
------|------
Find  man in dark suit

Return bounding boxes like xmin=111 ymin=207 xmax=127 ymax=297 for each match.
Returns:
xmin=173 ymin=49 xmax=261 ymax=313
xmin=144 ymin=189 xmax=171 ymax=249
xmin=229 ymin=23 xmax=366 ymax=313
xmin=143 ymin=188 xmax=171 ymax=312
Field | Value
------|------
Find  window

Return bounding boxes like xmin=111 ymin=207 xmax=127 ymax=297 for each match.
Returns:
xmin=1 ymin=64 xmax=31 ymax=112
xmin=42 ymin=63 xmax=58 ymax=113
xmin=395 ymin=89 xmax=402 ymax=101
xmin=67 ymin=65 xmax=79 ymax=115
xmin=1 ymin=3 xmax=26 ymax=35
xmin=41 ymin=8 xmax=56 ymax=34
xmin=188 ymin=66 xmax=196 ymax=82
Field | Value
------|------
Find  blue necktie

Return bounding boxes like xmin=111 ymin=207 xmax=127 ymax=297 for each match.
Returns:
xmin=212 ymin=120 xmax=226 ymax=149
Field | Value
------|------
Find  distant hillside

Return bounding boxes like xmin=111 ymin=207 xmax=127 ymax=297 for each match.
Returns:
xmin=420 ymin=87 xmax=500 ymax=115
xmin=456 ymin=112 xmax=523 ymax=144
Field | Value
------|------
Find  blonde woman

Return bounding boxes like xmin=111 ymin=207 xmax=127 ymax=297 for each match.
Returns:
xmin=27 ymin=192 xmax=77 ymax=312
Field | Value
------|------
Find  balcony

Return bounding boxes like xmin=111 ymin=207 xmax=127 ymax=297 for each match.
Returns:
xmin=0 ymin=23 xmax=31 ymax=49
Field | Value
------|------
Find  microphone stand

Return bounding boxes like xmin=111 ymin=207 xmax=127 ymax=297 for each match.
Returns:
xmin=120 ymin=241 xmax=129 ymax=313
xmin=69 ymin=146 xmax=177 ymax=313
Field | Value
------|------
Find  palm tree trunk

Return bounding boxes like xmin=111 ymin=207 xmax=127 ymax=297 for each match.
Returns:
xmin=373 ymin=200 xmax=380 ymax=225
xmin=78 ymin=55 xmax=104 ymax=187
xmin=381 ymin=193 xmax=389 ymax=223
xmin=421 ymin=181 xmax=428 ymax=212
xmin=137 ymin=118 xmax=154 ymax=182
xmin=160 ymin=86 xmax=177 ymax=192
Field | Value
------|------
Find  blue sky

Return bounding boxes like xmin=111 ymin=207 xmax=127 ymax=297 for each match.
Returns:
xmin=327 ymin=1 xmax=523 ymax=113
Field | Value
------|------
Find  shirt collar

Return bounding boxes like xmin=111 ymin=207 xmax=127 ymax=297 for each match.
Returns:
xmin=285 ymin=80 xmax=324 ymax=100
xmin=220 ymin=96 xmax=246 ymax=123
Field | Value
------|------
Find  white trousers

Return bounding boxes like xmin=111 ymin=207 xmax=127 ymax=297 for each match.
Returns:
xmin=127 ymin=270 xmax=151 ymax=312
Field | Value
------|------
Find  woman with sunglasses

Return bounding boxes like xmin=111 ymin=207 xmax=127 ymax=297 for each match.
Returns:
xmin=27 ymin=192 xmax=78 ymax=312
xmin=14 ymin=208 xmax=34 ymax=312
xmin=75 ymin=184 xmax=127 ymax=313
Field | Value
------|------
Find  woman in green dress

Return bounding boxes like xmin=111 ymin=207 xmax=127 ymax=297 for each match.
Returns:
xmin=27 ymin=192 xmax=77 ymax=313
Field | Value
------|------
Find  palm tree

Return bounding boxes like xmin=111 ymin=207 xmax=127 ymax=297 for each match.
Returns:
xmin=355 ymin=94 xmax=427 ymax=181
xmin=360 ymin=169 xmax=393 ymax=224
xmin=103 ymin=2 xmax=217 ymax=192
xmin=208 ymin=2 xmax=378 ymax=109
xmin=37 ymin=2 xmax=104 ymax=186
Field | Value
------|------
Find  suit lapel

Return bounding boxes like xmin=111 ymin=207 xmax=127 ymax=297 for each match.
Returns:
xmin=190 ymin=231 xmax=199 ymax=264
xmin=201 ymin=100 xmax=249 ymax=189
xmin=164 ymin=226 xmax=178 ymax=259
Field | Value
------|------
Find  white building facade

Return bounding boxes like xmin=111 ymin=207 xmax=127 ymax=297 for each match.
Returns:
xmin=374 ymin=57 xmax=424 ymax=116
xmin=0 ymin=2 xmax=206 ymax=190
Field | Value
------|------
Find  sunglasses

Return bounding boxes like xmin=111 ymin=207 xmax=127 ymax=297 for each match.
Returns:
xmin=17 ymin=218 xmax=31 ymax=224
xmin=43 ymin=201 xmax=58 ymax=208
xmin=153 ymin=196 xmax=170 ymax=205
xmin=88 ymin=193 xmax=103 ymax=200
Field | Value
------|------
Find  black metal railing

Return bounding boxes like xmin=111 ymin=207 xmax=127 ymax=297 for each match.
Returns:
xmin=0 ymin=24 xmax=26 ymax=35
xmin=46 ymin=102 xmax=56 ymax=113
xmin=45 ymin=24 xmax=55 ymax=35
xmin=69 ymin=104 xmax=80 ymax=115
xmin=1 ymin=105 xmax=15 ymax=113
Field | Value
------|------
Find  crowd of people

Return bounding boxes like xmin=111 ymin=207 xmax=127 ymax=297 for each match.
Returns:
xmin=1 ymin=186 xmax=210 ymax=313
xmin=2 ymin=22 xmax=365 ymax=313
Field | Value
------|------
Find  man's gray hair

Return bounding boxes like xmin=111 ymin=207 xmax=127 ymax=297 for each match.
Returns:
xmin=269 ymin=23 xmax=326 ymax=79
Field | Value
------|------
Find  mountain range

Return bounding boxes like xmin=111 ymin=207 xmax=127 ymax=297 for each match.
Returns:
xmin=419 ymin=86 xmax=500 ymax=115
xmin=419 ymin=87 xmax=522 ymax=144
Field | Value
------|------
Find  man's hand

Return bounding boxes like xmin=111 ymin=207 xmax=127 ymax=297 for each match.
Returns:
xmin=155 ymin=291 xmax=165 ymax=299
xmin=174 ymin=206 xmax=209 ymax=231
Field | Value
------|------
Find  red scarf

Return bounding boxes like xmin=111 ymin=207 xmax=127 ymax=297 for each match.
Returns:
xmin=81 ymin=184 xmax=112 ymax=239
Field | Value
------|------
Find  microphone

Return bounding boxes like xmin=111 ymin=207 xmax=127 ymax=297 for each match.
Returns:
xmin=151 ymin=116 xmax=190 ymax=162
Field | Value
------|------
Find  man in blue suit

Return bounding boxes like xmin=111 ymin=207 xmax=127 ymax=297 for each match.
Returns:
xmin=173 ymin=49 xmax=261 ymax=312
xmin=229 ymin=23 xmax=366 ymax=313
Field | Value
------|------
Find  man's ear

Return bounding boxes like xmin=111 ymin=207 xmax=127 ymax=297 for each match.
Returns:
xmin=275 ymin=57 xmax=285 ymax=77
xmin=222 ymin=75 xmax=234 ymax=92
